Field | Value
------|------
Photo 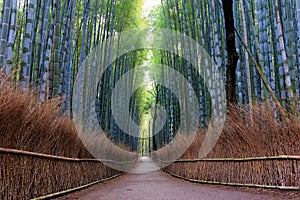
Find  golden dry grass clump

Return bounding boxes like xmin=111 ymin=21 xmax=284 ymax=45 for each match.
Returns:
xmin=0 ymin=80 xmax=92 ymax=158
xmin=0 ymin=79 xmax=136 ymax=199
xmin=162 ymin=105 xmax=300 ymax=188
xmin=182 ymin=104 xmax=300 ymax=159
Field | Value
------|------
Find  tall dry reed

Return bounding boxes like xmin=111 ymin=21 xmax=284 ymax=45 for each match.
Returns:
xmin=182 ymin=104 xmax=300 ymax=159
xmin=160 ymin=104 xmax=300 ymax=188
xmin=0 ymin=79 xmax=92 ymax=158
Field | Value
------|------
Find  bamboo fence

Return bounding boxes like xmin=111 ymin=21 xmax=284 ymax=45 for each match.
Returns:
xmin=156 ymin=156 xmax=300 ymax=189
xmin=0 ymin=148 xmax=138 ymax=200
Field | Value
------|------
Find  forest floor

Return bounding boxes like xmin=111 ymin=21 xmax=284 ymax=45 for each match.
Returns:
xmin=56 ymin=157 xmax=300 ymax=200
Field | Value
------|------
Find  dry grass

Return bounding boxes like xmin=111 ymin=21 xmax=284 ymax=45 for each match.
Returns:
xmin=158 ymin=104 xmax=300 ymax=187
xmin=0 ymin=79 xmax=92 ymax=158
xmin=0 ymin=78 xmax=136 ymax=199
xmin=183 ymin=104 xmax=300 ymax=159
xmin=0 ymin=154 xmax=121 ymax=199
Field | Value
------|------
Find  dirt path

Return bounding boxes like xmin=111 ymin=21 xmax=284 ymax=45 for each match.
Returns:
xmin=58 ymin=158 xmax=299 ymax=200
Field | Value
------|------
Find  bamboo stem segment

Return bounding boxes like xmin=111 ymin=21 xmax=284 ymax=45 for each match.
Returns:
xmin=234 ymin=28 xmax=288 ymax=119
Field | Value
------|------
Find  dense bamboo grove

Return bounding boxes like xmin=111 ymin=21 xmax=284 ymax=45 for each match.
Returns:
xmin=147 ymin=0 xmax=300 ymax=149
xmin=0 ymin=0 xmax=146 ymax=150
xmin=0 ymin=0 xmax=300 ymax=152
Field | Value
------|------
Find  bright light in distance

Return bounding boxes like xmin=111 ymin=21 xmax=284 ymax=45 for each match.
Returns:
xmin=143 ymin=0 xmax=161 ymax=9
xmin=142 ymin=0 xmax=161 ymax=16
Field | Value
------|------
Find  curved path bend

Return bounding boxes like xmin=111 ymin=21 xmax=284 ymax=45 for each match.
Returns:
xmin=58 ymin=157 xmax=299 ymax=200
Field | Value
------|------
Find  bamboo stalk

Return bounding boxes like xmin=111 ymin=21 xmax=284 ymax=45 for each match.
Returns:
xmin=240 ymin=0 xmax=253 ymax=123
xmin=234 ymin=28 xmax=288 ymax=119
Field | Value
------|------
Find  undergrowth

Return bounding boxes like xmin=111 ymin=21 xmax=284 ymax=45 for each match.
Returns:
xmin=0 ymin=79 xmax=92 ymax=158
xmin=2 ymin=76 xmax=299 ymax=160
xmin=182 ymin=104 xmax=300 ymax=159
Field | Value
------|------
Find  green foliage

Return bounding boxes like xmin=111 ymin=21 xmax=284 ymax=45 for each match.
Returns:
xmin=148 ymin=7 xmax=167 ymax=28
xmin=0 ymin=0 xmax=300 ymax=152
xmin=115 ymin=0 xmax=145 ymax=31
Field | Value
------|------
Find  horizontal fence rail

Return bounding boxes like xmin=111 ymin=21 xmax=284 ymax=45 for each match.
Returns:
xmin=0 ymin=148 xmax=138 ymax=200
xmin=0 ymin=147 xmax=137 ymax=163
xmin=32 ymin=174 xmax=124 ymax=200
xmin=163 ymin=170 xmax=300 ymax=190
xmin=156 ymin=155 xmax=300 ymax=163
xmin=154 ymin=155 xmax=300 ymax=190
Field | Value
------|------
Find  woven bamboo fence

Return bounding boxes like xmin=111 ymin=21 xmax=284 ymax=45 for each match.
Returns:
xmin=0 ymin=148 xmax=138 ymax=200
xmin=156 ymin=156 xmax=300 ymax=189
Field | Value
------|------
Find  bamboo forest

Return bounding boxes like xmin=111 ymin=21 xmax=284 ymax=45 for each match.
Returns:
xmin=0 ymin=0 xmax=300 ymax=199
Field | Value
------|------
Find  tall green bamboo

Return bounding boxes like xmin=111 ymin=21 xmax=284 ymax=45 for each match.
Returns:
xmin=79 ymin=0 xmax=90 ymax=65
xmin=5 ymin=0 xmax=18 ymax=75
xmin=20 ymin=0 xmax=36 ymax=84
xmin=274 ymin=0 xmax=296 ymax=107
xmin=240 ymin=0 xmax=253 ymax=117
xmin=39 ymin=0 xmax=51 ymax=101
xmin=1 ymin=0 xmax=300 ymax=150
xmin=0 ymin=0 xmax=11 ymax=69
xmin=295 ymin=0 xmax=300 ymax=104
